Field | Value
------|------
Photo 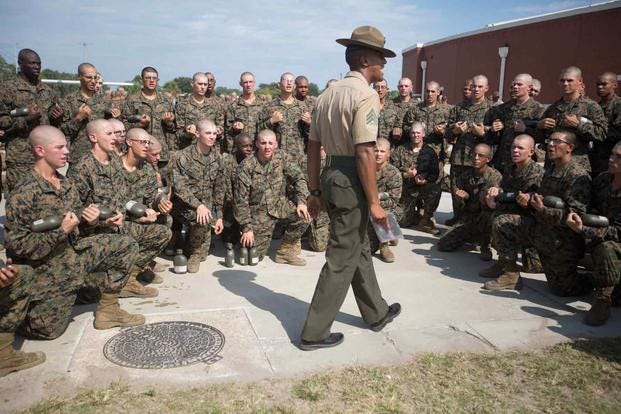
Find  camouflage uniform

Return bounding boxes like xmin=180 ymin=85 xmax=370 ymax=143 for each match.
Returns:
xmin=390 ymin=143 xmax=441 ymax=226
xmin=296 ymin=95 xmax=316 ymax=150
xmin=487 ymin=98 xmax=544 ymax=174
xmin=591 ymin=94 xmax=621 ymax=175
xmin=295 ymin=153 xmax=329 ymax=252
xmin=221 ymin=152 xmax=245 ymax=244
xmin=171 ymin=144 xmax=225 ymax=258
xmin=234 ymin=150 xmax=309 ymax=258
xmin=0 ymin=76 xmax=62 ymax=191
xmin=492 ymin=159 xmax=545 ymax=271
xmin=446 ymin=99 xmax=494 ymax=218
xmin=258 ymin=97 xmax=306 ymax=158
xmin=368 ymin=162 xmax=402 ymax=251
xmin=224 ymin=97 xmax=263 ymax=153
xmin=539 ymin=96 xmax=607 ymax=172
xmin=580 ymin=173 xmax=621 ymax=289
xmin=377 ymin=100 xmax=400 ymax=144
xmin=3 ymin=171 xmax=138 ymax=339
xmin=403 ymin=102 xmax=452 ymax=157
xmin=392 ymin=96 xmax=415 ymax=134
xmin=438 ymin=166 xmax=502 ymax=251
xmin=122 ymin=91 xmax=176 ymax=161
xmin=60 ymin=90 xmax=120 ymax=164
xmin=120 ymin=159 xmax=172 ymax=263
xmin=174 ymin=94 xmax=225 ymax=150
xmin=492 ymin=160 xmax=592 ymax=296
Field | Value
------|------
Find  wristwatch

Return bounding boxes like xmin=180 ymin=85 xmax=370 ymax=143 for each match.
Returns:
xmin=310 ymin=189 xmax=322 ymax=197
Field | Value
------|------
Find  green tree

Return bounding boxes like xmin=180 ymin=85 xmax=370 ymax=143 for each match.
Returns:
xmin=308 ymin=82 xmax=320 ymax=97
xmin=215 ymin=86 xmax=241 ymax=96
xmin=163 ymin=77 xmax=192 ymax=95
xmin=126 ymin=75 xmax=143 ymax=94
xmin=256 ymin=82 xmax=279 ymax=97
xmin=40 ymin=68 xmax=79 ymax=97
xmin=0 ymin=55 xmax=16 ymax=82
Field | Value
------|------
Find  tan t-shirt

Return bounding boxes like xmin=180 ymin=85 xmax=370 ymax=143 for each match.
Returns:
xmin=309 ymin=71 xmax=379 ymax=156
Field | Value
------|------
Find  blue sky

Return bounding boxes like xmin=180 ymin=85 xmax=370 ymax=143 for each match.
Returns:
xmin=0 ymin=0 xmax=597 ymax=89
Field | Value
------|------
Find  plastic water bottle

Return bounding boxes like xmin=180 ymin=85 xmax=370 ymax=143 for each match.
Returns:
xmin=224 ymin=243 xmax=234 ymax=268
xmin=126 ymin=200 xmax=147 ymax=218
xmin=239 ymin=246 xmax=248 ymax=266
xmin=32 ymin=215 xmax=62 ymax=233
xmin=249 ymin=247 xmax=259 ymax=265
xmin=173 ymin=249 xmax=187 ymax=274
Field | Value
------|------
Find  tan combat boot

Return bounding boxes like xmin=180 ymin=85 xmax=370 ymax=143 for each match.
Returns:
xmin=275 ymin=240 xmax=306 ymax=266
xmin=187 ymin=254 xmax=201 ymax=273
xmin=584 ymin=286 xmax=614 ymax=326
xmin=483 ymin=260 xmax=522 ymax=291
xmin=94 ymin=293 xmax=146 ymax=330
xmin=379 ymin=243 xmax=395 ymax=263
xmin=119 ymin=267 xmax=159 ymax=298
xmin=0 ymin=332 xmax=46 ymax=378
xmin=149 ymin=260 xmax=168 ymax=273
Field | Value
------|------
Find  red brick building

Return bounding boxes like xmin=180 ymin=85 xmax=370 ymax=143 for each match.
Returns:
xmin=401 ymin=1 xmax=621 ymax=104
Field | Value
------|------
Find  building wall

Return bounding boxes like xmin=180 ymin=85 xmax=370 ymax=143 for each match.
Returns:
xmin=402 ymin=6 xmax=621 ymax=104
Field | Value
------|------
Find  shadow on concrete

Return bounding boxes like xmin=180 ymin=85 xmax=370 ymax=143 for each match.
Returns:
xmin=213 ymin=269 xmax=365 ymax=342
xmin=519 ymin=305 xmax=621 ymax=358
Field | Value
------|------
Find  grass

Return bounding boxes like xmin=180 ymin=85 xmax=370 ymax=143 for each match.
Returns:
xmin=22 ymin=337 xmax=621 ymax=414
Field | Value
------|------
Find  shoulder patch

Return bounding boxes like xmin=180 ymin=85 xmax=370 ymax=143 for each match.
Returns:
xmin=366 ymin=109 xmax=378 ymax=126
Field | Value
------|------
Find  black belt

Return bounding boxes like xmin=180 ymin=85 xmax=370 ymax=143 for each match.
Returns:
xmin=325 ymin=155 xmax=356 ymax=167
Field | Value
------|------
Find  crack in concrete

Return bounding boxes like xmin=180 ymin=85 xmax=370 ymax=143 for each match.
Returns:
xmin=242 ymin=307 xmax=275 ymax=374
xmin=448 ymin=324 xmax=498 ymax=350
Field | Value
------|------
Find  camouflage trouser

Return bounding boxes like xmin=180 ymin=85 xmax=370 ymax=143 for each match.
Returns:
xmin=5 ymin=162 xmax=32 ymax=194
xmin=0 ymin=264 xmax=37 ymax=333
xmin=307 ymin=211 xmax=330 ymax=252
xmin=187 ymin=222 xmax=213 ymax=259
xmin=590 ymin=241 xmax=621 ymax=288
xmin=368 ymin=208 xmax=403 ymax=253
xmin=492 ymin=213 xmax=589 ymax=296
xmin=5 ymin=233 xmax=138 ymax=339
xmin=449 ymin=165 xmax=472 ymax=220
xmin=252 ymin=209 xmax=309 ymax=258
xmin=126 ymin=221 xmax=172 ymax=268
xmin=400 ymin=183 xmax=441 ymax=227
xmin=437 ymin=211 xmax=493 ymax=251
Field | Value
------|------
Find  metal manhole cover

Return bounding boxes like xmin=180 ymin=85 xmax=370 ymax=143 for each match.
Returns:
xmin=103 ymin=321 xmax=225 ymax=369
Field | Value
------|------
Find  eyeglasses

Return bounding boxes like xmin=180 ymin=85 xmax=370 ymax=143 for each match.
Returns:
xmin=114 ymin=130 xmax=126 ymax=136
xmin=545 ymin=138 xmax=571 ymax=146
xmin=129 ymin=138 xmax=151 ymax=146
xmin=143 ymin=76 xmax=158 ymax=81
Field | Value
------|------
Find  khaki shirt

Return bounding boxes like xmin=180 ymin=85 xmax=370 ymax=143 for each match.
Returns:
xmin=309 ymin=71 xmax=379 ymax=156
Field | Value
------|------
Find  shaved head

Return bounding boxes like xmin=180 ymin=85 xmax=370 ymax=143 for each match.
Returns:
xmin=561 ymin=66 xmax=582 ymax=79
xmin=513 ymin=134 xmax=535 ymax=150
xmin=600 ymin=72 xmax=617 ymax=83
xmin=472 ymin=75 xmax=489 ymax=86
xmin=78 ymin=62 xmax=96 ymax=76
xmin=197 ymin=119 xmax=216 ymax=132
xmin=376 ymin=137 xmax=390 ymax=150
xmin=29 ymin=125 xmax=65 ymax=148
xmin=109 ymin=118 xmax=124 ymax=130
xmin=86 ymin=119 xmax=110 ymax=136
xmin=193 ymin=72 xmax=206 ymax=82
xmin=257 ymin=128 xmax=277 ymax=142
xmin=126 ymin=127 xmax=150 ymax=142
xmin=475 ymin=143 xmax=492 ymax=157
xmin=513 ymin=73 xmax=533 ymax=86
xmin=149 ymin=135 xmax=162 ymax=151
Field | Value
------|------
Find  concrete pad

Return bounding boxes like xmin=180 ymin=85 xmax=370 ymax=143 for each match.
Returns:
xmin=2 ymin=193 xmax=621 ymax=412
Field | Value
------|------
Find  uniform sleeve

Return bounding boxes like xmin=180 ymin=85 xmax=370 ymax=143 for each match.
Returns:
xmin=402 ymin=107 xmax=416 ymax=137
xmin=212 ymin=158 xmax=226 ymax=220
xmin=284 ymin=155 xmax=309 ymax=205
xmin=379 ymin=167 xmax=402 ymax=210
xmin=234 ymin=162 xmax=253 ymax=232
xmin=171 ymin=154 xmax=202 ymax=210
xmin=59 ymin=96 xmax=84 ymax=141
xmin=445 ymin=105 xmax=460 ymax=143
xmin=536 ymin=173 xmax=591 ymax=227
xmin=257 ymin=104 xmax=274 ymax=132
xmin=352 ymin=93 xmax=380 ymax=145
xmin=577 ymin=102 xmax=608 ymax=143
xmin=606 ymin=100 xmax=621 ymax=144
xmin=5 ymin=190 xmax=68 ymax=261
